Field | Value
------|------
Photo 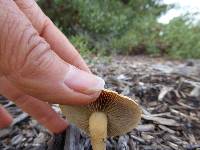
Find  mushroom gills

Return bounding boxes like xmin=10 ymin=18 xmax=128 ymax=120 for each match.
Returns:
xmin=89 ymin=112 xmax=107 ymax=150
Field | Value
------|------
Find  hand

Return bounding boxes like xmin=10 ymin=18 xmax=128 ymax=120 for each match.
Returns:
xmin=0 ymin=0 xmax=104 ymax=133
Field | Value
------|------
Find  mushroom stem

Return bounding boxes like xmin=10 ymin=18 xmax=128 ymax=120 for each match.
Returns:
xmin=89 ymin=112 xmax=107 ymax=150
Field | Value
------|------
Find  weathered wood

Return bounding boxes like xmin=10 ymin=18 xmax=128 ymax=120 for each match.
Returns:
xmin=11 ymin=113 xmax=29 ymax=126
xmin=64 ymin=124 xmax=83 ymax=150
xmin=2 ymin=56 xmax=200 ymax=150
xmin=47 ymin=124 xmax=90 ymax=150
xmin=47 ymin=130 xmax=65 ymax=150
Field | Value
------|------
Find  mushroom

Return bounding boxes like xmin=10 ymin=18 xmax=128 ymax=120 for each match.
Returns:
xmin=60 ymin=89 xmax=141 ymax=150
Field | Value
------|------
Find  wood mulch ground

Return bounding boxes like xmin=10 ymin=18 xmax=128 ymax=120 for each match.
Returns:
xmin=0 ymin=55 xmax=200 ymax=150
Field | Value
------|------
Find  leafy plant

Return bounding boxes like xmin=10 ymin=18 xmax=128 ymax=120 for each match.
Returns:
xmin=162 ymin=16 xmax=200 ymax=58
xmin=38 ymin=0 xmax=200 ymax=59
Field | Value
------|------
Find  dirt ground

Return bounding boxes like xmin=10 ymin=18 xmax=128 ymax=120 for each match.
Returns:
xmin=0 ymin=55 xmax=200 ymax=150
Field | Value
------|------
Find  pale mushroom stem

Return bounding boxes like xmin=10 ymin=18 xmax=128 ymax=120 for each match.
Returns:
xmin=89 ymin=112 xmax=107 ymax=150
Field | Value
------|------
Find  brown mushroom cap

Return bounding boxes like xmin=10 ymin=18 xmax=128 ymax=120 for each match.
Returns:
xmin=60 ymin=89 xmax=141 ymax=137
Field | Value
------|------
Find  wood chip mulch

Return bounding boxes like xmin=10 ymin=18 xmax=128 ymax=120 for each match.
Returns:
xmin=1 ymin=56 xmax=200 ymax=150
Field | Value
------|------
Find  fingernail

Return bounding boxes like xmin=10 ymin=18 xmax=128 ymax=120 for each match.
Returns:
xmin=64 ymin=65 xmax=105 ymax=95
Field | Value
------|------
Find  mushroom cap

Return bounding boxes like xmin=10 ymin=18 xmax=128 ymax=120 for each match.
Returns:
xmin=60 ymin=89 xmax=141 ymax=137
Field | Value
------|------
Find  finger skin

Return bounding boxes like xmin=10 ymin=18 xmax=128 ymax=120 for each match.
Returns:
xmin=0 ymin=77 xmax=67 ymax=133
xmin=0 ymin=0 xmax=104 ymax=105
xmin=14 ymin=0 xmax=90 ymax=72
xmin=0 ymin=106 xmax=13 ymax=128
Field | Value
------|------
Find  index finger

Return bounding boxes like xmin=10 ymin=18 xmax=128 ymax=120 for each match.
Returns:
xmin=14 ymin=0 xmax=90 ymax=72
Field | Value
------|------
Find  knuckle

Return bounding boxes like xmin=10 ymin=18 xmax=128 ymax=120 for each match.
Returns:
xmin=18 ymin=35 xmax=54 ymax=78
xmin=39 ymin=17 xmax=52 ymax=36
xmin=0 ymin=3 xmax=55 ymax=81
xmin=14 ymin=0 xmax=35 ymax=9
xmin=39 ymin=111 xmax=56 ymax=125
xmin=0 ymin=3 xmax=24 ymax=43
xmin=0 ymin=17 xmax=20 ymax=73
xmin=1 ymin=21 xmax=53 ymax=79
xmin=0 ymin=5 xmax=31 ymax=75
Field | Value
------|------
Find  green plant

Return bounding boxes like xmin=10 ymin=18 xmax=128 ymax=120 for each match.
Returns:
xmin=162 ymin=16 xmax=200 ymax=58
xmin=38 ymin=0 xmax=200 ymax=59
xmin=69 ymin=34 xmax=94 ymax=57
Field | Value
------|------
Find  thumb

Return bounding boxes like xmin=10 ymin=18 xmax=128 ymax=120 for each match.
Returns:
xmin=0 ymin=0 xmax=104 ymax=105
